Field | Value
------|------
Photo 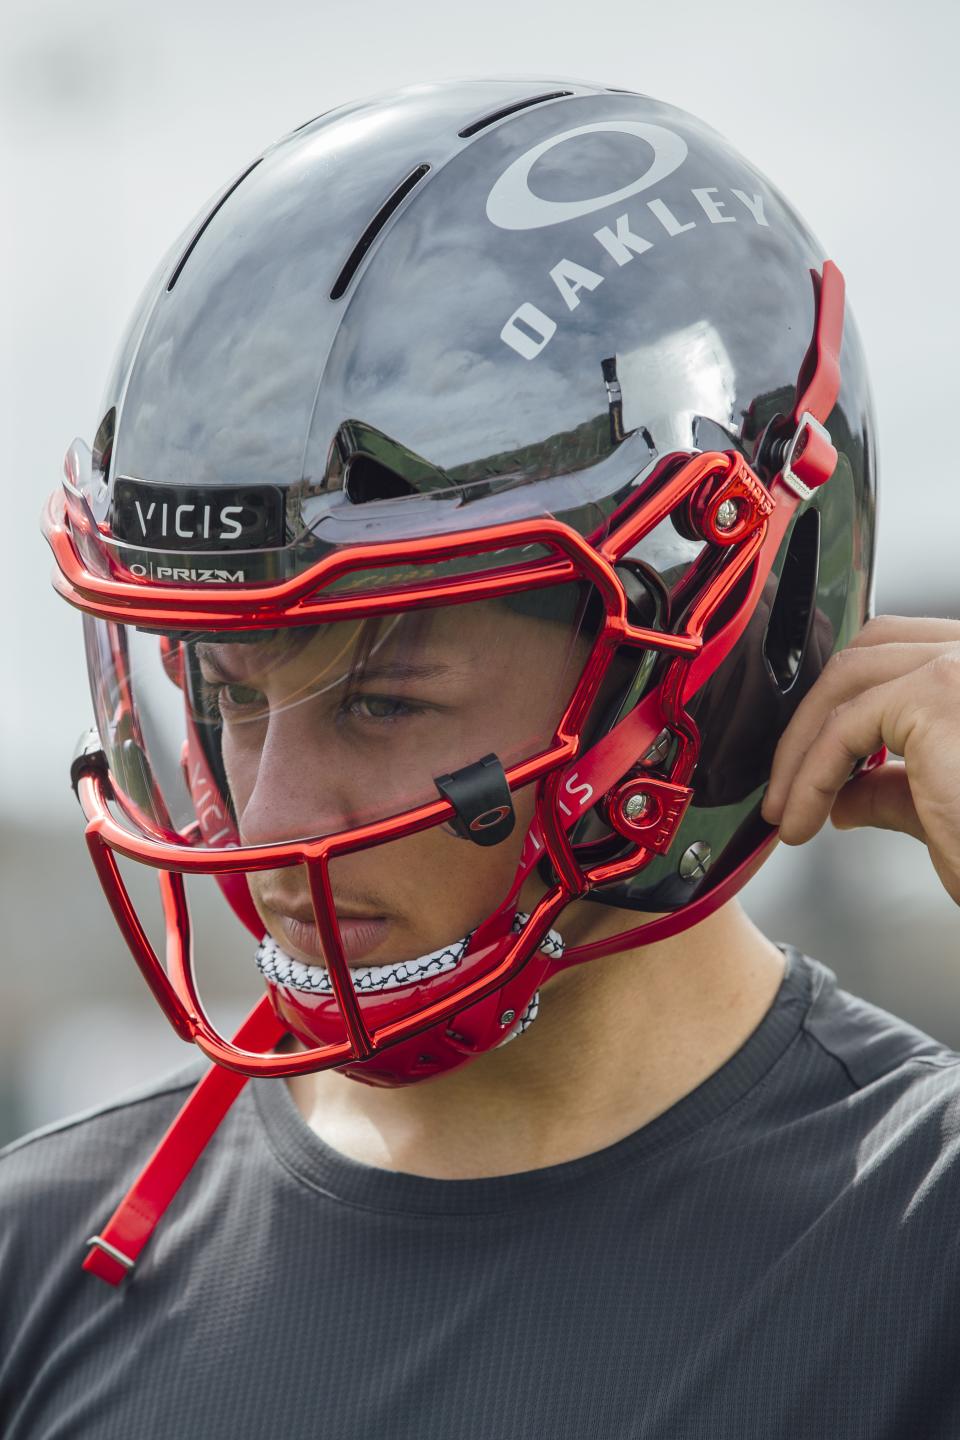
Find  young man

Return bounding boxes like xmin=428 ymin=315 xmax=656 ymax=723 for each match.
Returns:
xmin=4 ymin=78 xmax=960 ymax=1436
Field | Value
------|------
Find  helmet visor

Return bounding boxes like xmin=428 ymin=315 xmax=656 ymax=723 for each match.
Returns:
xmin=83 ymin=581 xmax=603 ymax=850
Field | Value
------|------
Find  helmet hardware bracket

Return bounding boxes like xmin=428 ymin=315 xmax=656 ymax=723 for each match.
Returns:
xmin=687 ymin=462 xmax=776 ymax=546
xmin=605 ymin=776 xmax=694 ymax=854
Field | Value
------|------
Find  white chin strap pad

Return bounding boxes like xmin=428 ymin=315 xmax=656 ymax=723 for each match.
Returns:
xmin=255 ymin=912 xmax=564 ymax=1047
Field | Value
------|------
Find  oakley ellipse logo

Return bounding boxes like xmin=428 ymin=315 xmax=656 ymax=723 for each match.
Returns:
xmin=128 ymin=562 xmax=247 ymax=582
xmin=486 ymin=121 xmax=688 ymax=231
xmin=469 ymin=805 xmax=513 ymax=832
xmin=487 ymin=120 xmax=771 ymax=360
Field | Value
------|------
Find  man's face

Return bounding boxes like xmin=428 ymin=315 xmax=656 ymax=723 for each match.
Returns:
xmin=192 ymin=594 xmax=593 ymax=968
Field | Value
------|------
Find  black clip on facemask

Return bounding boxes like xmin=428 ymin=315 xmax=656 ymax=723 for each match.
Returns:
xmin=434 ymin=753 xmax=516 ymax=847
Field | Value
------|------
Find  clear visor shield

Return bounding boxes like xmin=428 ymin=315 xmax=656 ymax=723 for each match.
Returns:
xmin=83 ymin=581 xmax=617 ymax=1054
xmin=84 ymin=582 xmax=601 ymax=845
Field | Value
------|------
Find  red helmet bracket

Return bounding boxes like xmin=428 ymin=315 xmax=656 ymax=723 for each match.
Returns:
xmin=605 ymin=776 xmax=694 ymax=853
xmin=687 ymin=461 xmax=776 ymax=546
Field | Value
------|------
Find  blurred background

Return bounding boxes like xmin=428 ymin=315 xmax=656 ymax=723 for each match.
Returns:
xmin=2 ymin=0 xmax=958 ymax=1146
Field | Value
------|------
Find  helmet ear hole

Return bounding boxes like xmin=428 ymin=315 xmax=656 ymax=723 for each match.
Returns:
xmin=763 ymin=506 xmax=821 ymax=693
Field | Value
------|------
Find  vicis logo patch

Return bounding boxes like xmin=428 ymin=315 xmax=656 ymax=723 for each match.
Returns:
xmin=486 ymin=120 xmax=770 ymax=359
xmin=112 ymin=478 xmax=285 ymax=551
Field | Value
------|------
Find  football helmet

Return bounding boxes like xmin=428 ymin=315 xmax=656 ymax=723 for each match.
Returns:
xmin=46 ymin=77 xmax=880 ymax=1107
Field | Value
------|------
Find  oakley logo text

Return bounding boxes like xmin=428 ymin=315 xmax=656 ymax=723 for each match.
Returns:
xmin=500 ymin=188 xmax=768 ymax=360
xmin=486 ymin=121 xmax=769 ymax=360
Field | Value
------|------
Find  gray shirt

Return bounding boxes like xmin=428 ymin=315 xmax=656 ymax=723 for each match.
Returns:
xmin=3 ymin=945 xmax=960 ymax=1438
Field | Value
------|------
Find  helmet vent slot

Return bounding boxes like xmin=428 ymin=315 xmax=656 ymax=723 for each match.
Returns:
xmin=167 ymin=159 xmax=263 ymax=292
xmin=763 ymin=505 xmax=821 ymax=693
xmin=345 ymin=455 xmax=418 ymax=505
xmin=458 ymin=91 xmax=573 ymax=138
xmin=330 ymin=164 xmax=431 ymax=300
xmin=289 ymin=106 xmax=337 ymax=135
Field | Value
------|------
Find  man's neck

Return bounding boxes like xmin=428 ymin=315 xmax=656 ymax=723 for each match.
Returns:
xmin=286 ymin=900 xmax=787 ymax=1179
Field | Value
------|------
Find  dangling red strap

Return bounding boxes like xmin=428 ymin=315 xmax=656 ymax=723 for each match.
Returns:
xmin=83 ymin=996 xmax=284 ymax=1286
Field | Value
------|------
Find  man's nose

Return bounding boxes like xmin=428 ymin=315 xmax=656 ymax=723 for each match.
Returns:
xmin=233 ymin=708 xmax=354 ymax=846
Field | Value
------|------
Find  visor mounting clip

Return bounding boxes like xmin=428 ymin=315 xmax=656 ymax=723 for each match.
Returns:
xmin=70 ymin=728 xmax=109 ymax=800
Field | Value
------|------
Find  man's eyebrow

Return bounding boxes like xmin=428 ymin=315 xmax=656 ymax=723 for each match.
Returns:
xmin=193 ymin=644 xmax=458 ymax=685
xmin=345 ymin=661 xmax=458 ymax=684
xmin=194 ymin=643 xmax=242 ymax=678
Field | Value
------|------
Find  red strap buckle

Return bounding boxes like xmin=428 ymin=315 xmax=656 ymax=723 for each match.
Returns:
xmin=780 ymin=411 xmax=838 ymax=501
xmin=85 ymin=1234 xmax=136 ymax=1285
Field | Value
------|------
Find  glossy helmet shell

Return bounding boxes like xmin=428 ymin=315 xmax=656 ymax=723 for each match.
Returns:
xmin=69 ymin=77 xmax=876 ymax=1077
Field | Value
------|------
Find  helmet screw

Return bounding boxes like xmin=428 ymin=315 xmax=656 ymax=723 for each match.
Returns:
xmin=623 ymin=792 xmax=650 ymax=821
xmin=641 ymin=728 xmax=672 ymax=767
xmin=679 ymin=841 xmax=712 ymax=881
xmin=715 ymin=498 xmax=740 ymax=531
xmin=499 ymin=1009 xmax=516 ymax=1027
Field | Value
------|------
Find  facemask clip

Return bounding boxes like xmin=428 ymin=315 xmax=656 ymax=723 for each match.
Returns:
xmin=434 ymin=753 xmax=516 ymax=847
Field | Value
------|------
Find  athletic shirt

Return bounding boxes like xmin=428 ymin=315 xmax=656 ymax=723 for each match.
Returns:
xmin=3 ymin=945 xmax=960 ymax=1439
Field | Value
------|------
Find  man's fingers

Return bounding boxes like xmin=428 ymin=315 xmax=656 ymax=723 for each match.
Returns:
xmin=830 ymin=759 xmax=960 ymax=907
xmin=830 ymin=761 xmax=927 ymax=843
xmin=763 ymin=637 xmax=959 ymax=821
xmin=844 ymin=615 xmax=960 ymax=648
xmin=773 ymin=669 xmax=926 ymax=844
xmin=756 ymin=620 xmax=960 ymax=910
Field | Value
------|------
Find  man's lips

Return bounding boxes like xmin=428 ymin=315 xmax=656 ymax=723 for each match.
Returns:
xmin=270 ymin=910 xmax=391 ymax=965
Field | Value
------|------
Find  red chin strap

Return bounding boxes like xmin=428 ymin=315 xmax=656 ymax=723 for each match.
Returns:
xmin=74 ymin=261 xmax=878 ymax=1284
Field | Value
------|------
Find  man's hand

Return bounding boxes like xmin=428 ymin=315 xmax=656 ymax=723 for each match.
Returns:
xmin=760 ymin=615 xmax=960 ymax=906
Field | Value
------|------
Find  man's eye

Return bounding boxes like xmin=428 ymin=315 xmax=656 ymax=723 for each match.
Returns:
xmin=196 ymin=678 xmax=267 ymax=721
xmin=220 ymin=682 xmax=266 ymax=713
xmin=344 ymin=694 xmax=419 ymax=722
